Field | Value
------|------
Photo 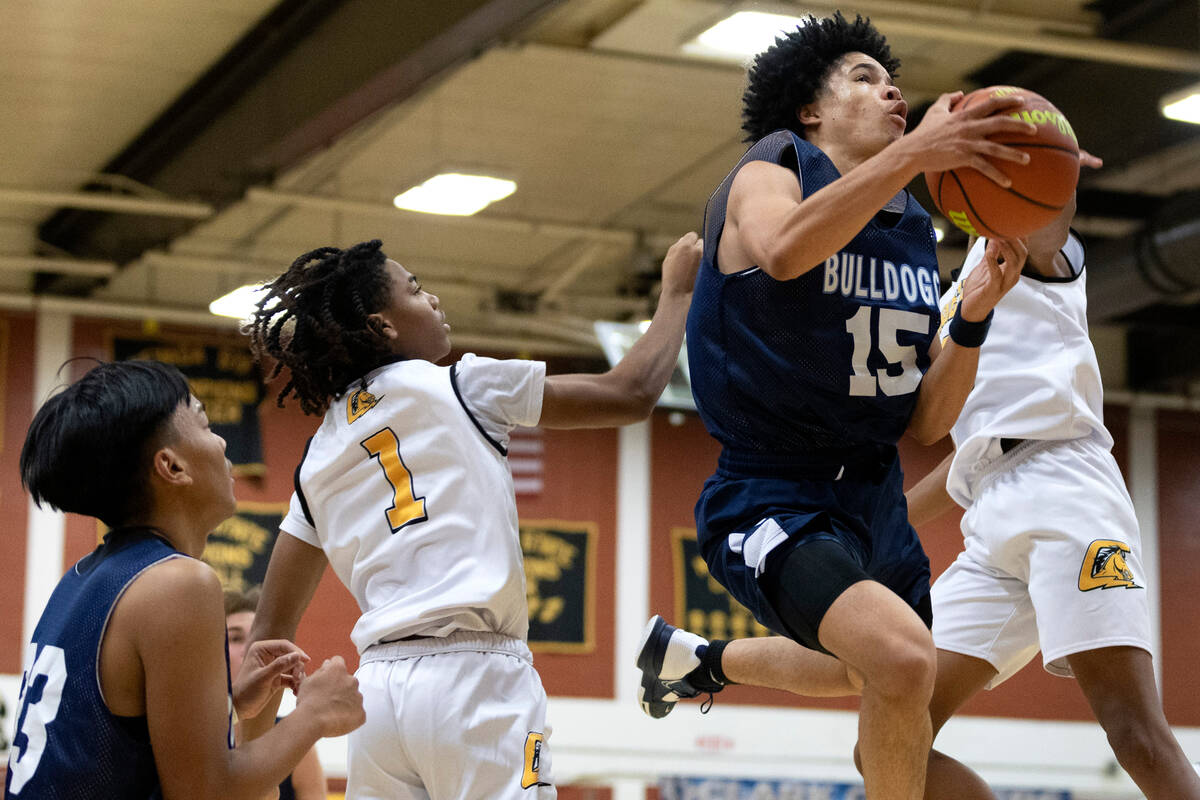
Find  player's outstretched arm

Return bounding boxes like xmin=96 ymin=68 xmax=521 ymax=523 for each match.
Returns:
xmin=905 ymin=450 xmax=958 ymax=528
xmin=241 ymin=531 xmax=330 ymax=742
xmin=130 ymin=557 xmax=362 ymax=800
xmin=539 ymin=232 xmax=702 ymax=428
xmin=725 ymin=93 xmax=1036 ymax=281
xmin=906 ymin=237 xmax=1027 ymax=444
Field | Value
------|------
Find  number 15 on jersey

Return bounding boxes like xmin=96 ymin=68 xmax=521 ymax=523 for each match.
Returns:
xmin=845 ymin=305 xmax=931 ymax=397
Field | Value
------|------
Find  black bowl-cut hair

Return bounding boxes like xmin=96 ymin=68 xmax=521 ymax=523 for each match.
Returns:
xmin=21 ymin=359 xmax=191 ymax=528
xmin=742 ymin=11 xmax=899 ymax=143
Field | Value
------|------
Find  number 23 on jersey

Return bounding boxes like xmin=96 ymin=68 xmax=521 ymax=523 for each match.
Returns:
xmin=360 ymin=427 xmax=428 ymax=533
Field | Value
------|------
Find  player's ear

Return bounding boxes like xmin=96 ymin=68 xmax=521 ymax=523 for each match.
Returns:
xmin=151 ymin=446 xmax=192 ymax=487
xmin=797 ymin=103 xmax=821 ymax=128
xmin=366 ymin=313 xmax=399 ymax=342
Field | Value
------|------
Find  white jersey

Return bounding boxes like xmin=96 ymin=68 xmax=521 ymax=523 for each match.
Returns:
xmin=280 ymin=354 xmax=546 ymax=653
xmin=939 ymin=233 xmax=1110 ymax=505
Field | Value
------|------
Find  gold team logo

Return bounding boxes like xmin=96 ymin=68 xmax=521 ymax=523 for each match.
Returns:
xmin=1078 ymin=539 xmax=1142 ymax=592
xmin=937 ymin=283 xmax=963 ymax=345
xmin=521 ymin=732 xmax=545 ymax=789
xmin=346 ymin=388 xmax=382 ymax=424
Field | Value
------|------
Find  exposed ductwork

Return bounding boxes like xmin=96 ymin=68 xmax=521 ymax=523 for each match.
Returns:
xmin=1086 ymin=190 xmax=1200 ymax=322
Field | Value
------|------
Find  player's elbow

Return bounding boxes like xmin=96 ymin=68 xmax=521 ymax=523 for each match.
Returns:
xmin=758 ymin=243 xmax=794 ymax=280
xmin=759 ymin=242 xmax=821 ymax=282
xmin=906 ymin=417 xmax=948 ymax=447
xmin=617 ymin=383 xmax=659 ymax=423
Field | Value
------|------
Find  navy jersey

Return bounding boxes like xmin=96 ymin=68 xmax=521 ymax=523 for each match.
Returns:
xmin=687 ymin=130 xmax=941 ymax=461
xmin=5 ymin=529 xmax=181 ymax=799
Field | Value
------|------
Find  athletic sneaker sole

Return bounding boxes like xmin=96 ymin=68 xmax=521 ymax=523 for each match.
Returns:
xmin=635 ymin=615 xmax=674 ymax=719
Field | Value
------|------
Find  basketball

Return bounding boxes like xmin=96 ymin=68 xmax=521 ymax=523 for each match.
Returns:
xmin=924 ymin=86 xmax=1080 ymax=239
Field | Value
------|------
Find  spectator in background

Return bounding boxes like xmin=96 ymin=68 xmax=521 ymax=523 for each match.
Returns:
xmin=227 ymin=587 xmax=328 ymax=800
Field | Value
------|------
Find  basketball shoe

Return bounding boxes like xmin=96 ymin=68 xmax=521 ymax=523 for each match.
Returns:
xmin=635 ymin=615 xmax=727 ymax=718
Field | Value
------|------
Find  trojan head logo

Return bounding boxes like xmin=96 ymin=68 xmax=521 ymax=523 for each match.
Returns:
xmin=521 ymin=732 xmax=545 ymax=789
xmin=938 ymin=283 xmax=963 ymax=345
xmin=1078 ymin=539 xmax=1141 ymax=592
xmin=346 ymin=388 xmax=382 ymax=424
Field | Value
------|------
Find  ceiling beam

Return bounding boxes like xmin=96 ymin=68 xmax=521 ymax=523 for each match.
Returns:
xmin=0 ymin=188 xmax=212 ymax=219
xmin=245 ymin=187 xmax=682 ymax=249
xmin=0 ymin=256 xmax=117 ymax=277
xmin=869 ymin=16 xmax=1200 ymax=72
xmin=788 ymin=0 xmax=1097 ymax=36
xmin=254 ymin=0 xmax=567 ymax=173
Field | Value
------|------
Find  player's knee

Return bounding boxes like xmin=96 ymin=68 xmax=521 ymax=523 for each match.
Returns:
xmin=1104 ymin=717 xmax=1168 ymax=777
xmin=863 ymin=632 xmax=936 ymax=702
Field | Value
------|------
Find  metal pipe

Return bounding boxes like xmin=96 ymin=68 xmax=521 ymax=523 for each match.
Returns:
xmin=1088 ymin=191 xmax=1200 ymax=321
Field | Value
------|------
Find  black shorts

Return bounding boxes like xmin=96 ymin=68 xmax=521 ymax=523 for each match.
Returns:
xmin=759 ymin=536 xmax=933 ymax=655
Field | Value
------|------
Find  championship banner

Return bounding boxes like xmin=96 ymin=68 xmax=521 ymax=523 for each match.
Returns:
xmin=113 ymin=337 xmax=266 ymax=475
xmin=202 ymin=502 xmax=286 ymax=593
xmin=520 ymin=519 xmax=596 ymax=654
xmin=658 ymin=777 xmax=1070 ymax=800
xmin=672 ymin=528 xmax=772 ymax=641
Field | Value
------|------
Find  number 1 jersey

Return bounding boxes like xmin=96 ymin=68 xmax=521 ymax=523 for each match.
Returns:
xmin=280 ymin=354 xmax=546 ymax=653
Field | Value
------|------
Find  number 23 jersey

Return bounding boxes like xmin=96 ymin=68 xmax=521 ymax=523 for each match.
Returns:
xmin=281 ymin=354 xmax=546 ymax=653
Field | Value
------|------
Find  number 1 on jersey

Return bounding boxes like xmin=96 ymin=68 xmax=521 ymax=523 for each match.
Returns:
xmin=361 ymin=428 xmax=428 ymax=533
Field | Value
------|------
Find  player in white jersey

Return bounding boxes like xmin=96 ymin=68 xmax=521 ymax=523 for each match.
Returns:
xmin=240 ymin=234 xmax=702 ymax=800
xmin=906 ymin=188 xmax=1200 ymax=799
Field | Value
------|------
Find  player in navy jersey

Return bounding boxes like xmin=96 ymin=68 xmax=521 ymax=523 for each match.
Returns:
xmin=5 ymin=359 xmax=364 ymax=800
xmin=637 ymin=13 xmax=1033 ymax=799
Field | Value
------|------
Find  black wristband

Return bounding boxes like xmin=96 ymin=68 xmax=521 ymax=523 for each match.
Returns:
xmin=948 ymin=305 xmax=993 ymax=348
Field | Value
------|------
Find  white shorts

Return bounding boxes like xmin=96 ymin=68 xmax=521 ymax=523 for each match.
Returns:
xmin=347 ymin=631 xmax=556 ymax=800
xmin=932 ymin=434 xmax=1152 ymax=688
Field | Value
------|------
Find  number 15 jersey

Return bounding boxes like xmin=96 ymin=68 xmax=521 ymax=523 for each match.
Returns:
xmin=280 ymin=354 xmax=546 ymax=654
xmin=688 ymin=130 xmax=941 ymax=457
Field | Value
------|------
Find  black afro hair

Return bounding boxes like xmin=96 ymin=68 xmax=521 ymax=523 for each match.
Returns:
xmin=741 ymin=11 xmax=899 ymax=143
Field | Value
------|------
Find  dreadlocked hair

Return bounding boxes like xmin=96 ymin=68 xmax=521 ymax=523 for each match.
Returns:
xmin=245 ymin=239 xmax=395 ymax=416
xmin=741 ymin=11 xmax=899 ymax=143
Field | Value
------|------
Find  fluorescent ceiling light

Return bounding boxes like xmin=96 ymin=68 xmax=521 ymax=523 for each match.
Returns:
xmin=683 ymin=11 xmax=808 ymax=62
xmin=209 ymin=283 xmax=269 ymax=321
xmin=1161 ymin=84 xmax=1200 ymax=125
xmin=934 ymin=225 xmax=946 ymax=243
xmin=393 ymin=173 xmax=516 ymax=216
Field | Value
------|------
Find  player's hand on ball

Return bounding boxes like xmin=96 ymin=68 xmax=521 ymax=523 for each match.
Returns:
xmin=660 ymin=231 xmax=702 ymax=296
xmin=904 ymin=90 xmax=1035 ymax=187
xmin=232 ymin=639 xmax=310 ymax=720
xmin=959 ymin=237 xmax=1027 ymax=321
xmin=297 ymin=655 xmax=366 ymax=737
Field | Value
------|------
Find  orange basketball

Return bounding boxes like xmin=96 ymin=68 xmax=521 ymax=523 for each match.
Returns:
xmin=924 ymin=86 xmax=1080 ymax=239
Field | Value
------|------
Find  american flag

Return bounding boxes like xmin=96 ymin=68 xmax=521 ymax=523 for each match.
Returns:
xmin=509 ymin=426 xmax=544 ymax=496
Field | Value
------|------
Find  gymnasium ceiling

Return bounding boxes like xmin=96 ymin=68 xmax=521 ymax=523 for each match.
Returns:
xmin=2 ymin=0 xmax=1199 ymax=394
